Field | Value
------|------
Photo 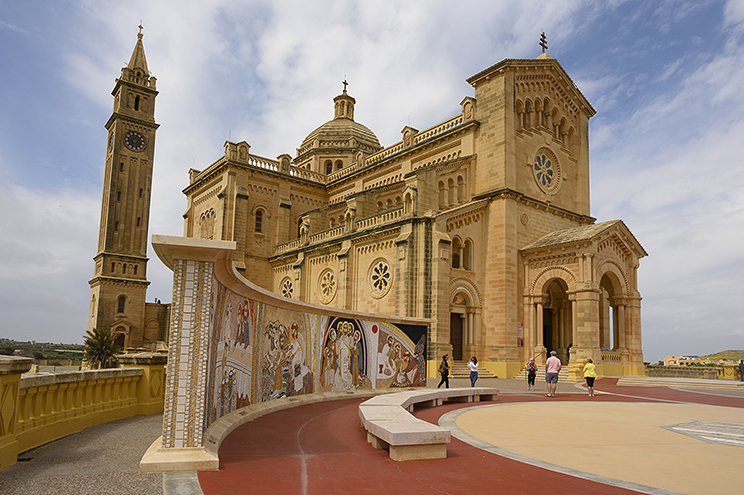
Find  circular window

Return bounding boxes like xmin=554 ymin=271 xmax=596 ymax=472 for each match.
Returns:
xmin=532 ymin=148 xmax=561 ymax=193
xmin=318 ymin=268 xmax=337 ymax=304
xmin=368 ymin=258 xmax=393 ymax=298
xmin=280 ymin=277 xmax=293 ymax=298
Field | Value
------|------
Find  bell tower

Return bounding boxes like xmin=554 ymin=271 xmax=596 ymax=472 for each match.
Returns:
xmin=88 ymin=26 xmax=159 ymax=348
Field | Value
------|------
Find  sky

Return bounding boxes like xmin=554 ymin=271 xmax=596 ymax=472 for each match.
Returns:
xmin=1 ymin=0 xmax=742 ymax=363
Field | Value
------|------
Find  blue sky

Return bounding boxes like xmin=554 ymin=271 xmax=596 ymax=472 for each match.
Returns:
xmin=1 ymin=0 xmax=742 ymax=362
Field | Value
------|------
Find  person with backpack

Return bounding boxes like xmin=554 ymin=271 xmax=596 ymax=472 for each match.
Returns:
xmin=437 ymin=354 xmax=450 ymax=388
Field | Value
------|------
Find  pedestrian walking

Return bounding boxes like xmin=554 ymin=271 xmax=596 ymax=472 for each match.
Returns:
xmin=468 ymin=356 xmax=479 ymax=387
xmin=526 ymin=357 xmax=537 ymax=391
xmin=583 ymin=358 xmax=597 ymax=396
xmin=437 ymin=354 xmax=450 ymax=388
xmin=545 ymin=350 xmax=561 ymax=397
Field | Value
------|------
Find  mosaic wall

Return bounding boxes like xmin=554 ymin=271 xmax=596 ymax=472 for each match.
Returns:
xmin=205 ymin=278 xmax=427 ymax=427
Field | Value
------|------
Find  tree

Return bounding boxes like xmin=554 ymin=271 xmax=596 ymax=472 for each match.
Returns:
xmin=83 ymin=327 xmax=120 ymax=369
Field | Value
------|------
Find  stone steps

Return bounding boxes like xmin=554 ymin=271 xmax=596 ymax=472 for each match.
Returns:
xmin=448 ymin=361 xmax=496 ymax=379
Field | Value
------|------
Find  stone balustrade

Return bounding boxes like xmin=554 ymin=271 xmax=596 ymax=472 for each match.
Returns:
xmin=601 ymin=350 xmax=622 ymax=362
xmin=357 ymin=207 xmax=404 ymax=230
xmin=413 ymin=115 xmax=464 ymax=145
xmin=244 ymin=154 xmax=279 ymax=172
xmin=289 ymin=165 xmax=326 ymax=183
xmin=309 ymin=225 xmax=346 ymax=244
xmin=0 ymin=353 xmax=165 ymax=471
xmin=275 ymin=237 xmax=303 ymax=254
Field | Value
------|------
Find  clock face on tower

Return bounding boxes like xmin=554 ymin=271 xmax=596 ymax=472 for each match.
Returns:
xmin=124 ymin=130 xmax=147 ymax=152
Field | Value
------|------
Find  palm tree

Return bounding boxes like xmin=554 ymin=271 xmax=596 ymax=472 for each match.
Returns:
xmin=83 ymin=327 xmax=120 ymax=369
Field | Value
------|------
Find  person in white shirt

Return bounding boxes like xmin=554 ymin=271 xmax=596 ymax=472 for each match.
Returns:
xmin=467 ymin=356 xmax=479 ymax=387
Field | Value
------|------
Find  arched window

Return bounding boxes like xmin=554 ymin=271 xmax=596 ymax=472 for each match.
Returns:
xmin=114 ymin=221 xmax=119 ymax=231
xmin=134 ymin=265 xmax=138 ymax=275
xmin=255 ymin=209 xmax=263 ymax=233
xmin=136 ymin=217 xmax=141 ymax=227
xmin=119 ymin=162 xmax=124 ymax=172
xmin=457 ymin=175 xmax=465 ymax=203
xmin=117 ymin=191 xmax=121 ymax=201
xmin=335 ymin=160 xmax=343 ymax=170
xmin=117 ymin=296 xmax=126 ymax=314
xmin=463 ymin=239 xmax=473 ymax=270
xmin=139 ymin=188 xmax=143 ymax=198
xmin=325 ymin=161 xmax=333 ymax=175
xmin=451 ymin=237 xmax=462 ymax=269
xmin=134 ymin=95 xmax=140 ymax=111
xmin=448 ymin=178 xmax=455 ymax=205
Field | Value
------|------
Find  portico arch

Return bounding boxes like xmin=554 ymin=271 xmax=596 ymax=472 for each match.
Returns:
xmin=525 ymin=266 xmax=578 ymax=364
xmin=535 ymin=277 xmax=573 ymax=364
xmin=448 ymin=281 xmax=481 ymax=361
xmin=597 ymin=261 xmax=629 ymax=352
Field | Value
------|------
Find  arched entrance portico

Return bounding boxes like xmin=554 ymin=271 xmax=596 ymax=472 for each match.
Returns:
xmin=540 ymin=278 xmax=573 ymax=364
xmin=449 ymin=285 xmax=480 ymax=362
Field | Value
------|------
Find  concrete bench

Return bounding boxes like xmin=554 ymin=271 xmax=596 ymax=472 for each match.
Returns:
xmin=359 ymin=387 xmax=499 ymax=461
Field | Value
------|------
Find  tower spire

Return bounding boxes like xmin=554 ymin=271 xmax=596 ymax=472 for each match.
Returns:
xmin=128 ymin=25 xmax=148 ymax=72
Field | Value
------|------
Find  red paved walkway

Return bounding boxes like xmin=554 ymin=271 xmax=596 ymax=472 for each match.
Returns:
xmin=197 ymin=379 xmax=744 ymax=495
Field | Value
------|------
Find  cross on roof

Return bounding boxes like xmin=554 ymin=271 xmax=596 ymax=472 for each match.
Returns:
xmin=539 ymin=31 xmax=548 ymax=53
xmin=342 ymin=79 xmax=348 ymax=92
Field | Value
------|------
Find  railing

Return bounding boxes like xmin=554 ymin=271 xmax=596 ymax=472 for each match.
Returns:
xmin=289 ymin=165 xmax=326 ymax=183
xmin=275 ymin=238 xmax=303 ymax=255
xmin=244 ymin=154 xmax=279 ymax=172
xmin=309 ymin=225 xmax=345 ymax=244
xmin=413 ymin=115 xmax=464 ymax=145
xmin=0 ymin=353 xmax=165 ymax=470
xmin=601 ymin=351 xmax=622 ymax=362
xmin=356 ymin=207 xmax=404 ymax=230
xmin=366 ymin=113 xmax=466 ymax=167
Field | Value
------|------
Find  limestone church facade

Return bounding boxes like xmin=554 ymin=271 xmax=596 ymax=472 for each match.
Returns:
xmin=181 ymin=52 xmax=647 ymax=378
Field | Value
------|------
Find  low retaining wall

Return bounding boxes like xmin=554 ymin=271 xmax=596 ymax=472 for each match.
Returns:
xmin=647 ymin=365 xmax=720 ymax=380
xmin=0 ymin=353 xmax=165 ymax=470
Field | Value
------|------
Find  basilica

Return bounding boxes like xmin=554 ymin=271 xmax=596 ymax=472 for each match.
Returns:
xmin=91 ymin=30 xmax=647 ymax=378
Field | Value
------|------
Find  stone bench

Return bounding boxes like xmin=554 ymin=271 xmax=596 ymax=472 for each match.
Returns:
xmin=359 ymin=387 xmax=499 ymax=461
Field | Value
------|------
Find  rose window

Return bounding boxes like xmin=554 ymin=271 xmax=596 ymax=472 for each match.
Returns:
xmin=368 ymin=258 xmax=393 ymax=298
xmin=532 ymin=148 xmax=561 ymax=193
xmin=281 ymin=278 xmax=293 ymax=298
xmin=318 ymin=269 xmax=336 ymax=304
xmin=534 ymin=154 xmax=554 ymax=187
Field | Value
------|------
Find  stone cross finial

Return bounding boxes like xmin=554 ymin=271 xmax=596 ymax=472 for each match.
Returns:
xmin=539 ymin=31 xmax=548 ymax=54
xmin=342 ymin=78 xmax=348 ymax=93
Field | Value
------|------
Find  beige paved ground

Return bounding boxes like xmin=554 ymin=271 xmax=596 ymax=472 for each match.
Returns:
xmin=455 ymin=401 xmax=743 ymax=495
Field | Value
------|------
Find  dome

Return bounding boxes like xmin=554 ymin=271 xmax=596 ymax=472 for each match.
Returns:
xmin=299 ymin=118 xmax=382 ymax=154
xmin=297 ymin=89 xmax=382 ymax=158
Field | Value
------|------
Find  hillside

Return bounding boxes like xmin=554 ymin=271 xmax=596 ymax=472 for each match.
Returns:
xmin=699 ymin=350 xmax=744 ymax=362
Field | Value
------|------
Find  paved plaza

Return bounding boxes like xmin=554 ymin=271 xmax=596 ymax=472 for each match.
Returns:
xmin=1 ymin=378 xmax=742 ymax=494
